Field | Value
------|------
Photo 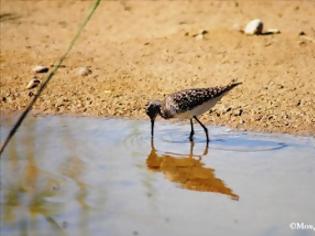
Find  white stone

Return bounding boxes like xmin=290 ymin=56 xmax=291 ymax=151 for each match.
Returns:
xmin=26 ymin=78 xmax=40 ymax=89
xmin=195 ymin=34 xmax=204 ymax=40
xmin=32 ymin=65 xmax=49 ymax=73
xmin=244 ymin=19 xmax=263 ymax=35
xmin=77 ymin=66 xmax=92 ymax=76
xmin=193 ymin=29 xmax=208 ymax=40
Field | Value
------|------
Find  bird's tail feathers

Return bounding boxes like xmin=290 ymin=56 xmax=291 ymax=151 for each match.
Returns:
xmin=226 ymin=80 xmax=242 ymax=90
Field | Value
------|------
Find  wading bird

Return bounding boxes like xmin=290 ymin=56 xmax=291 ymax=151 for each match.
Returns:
xmin=145 ymin=81 xmax=242 ymax=142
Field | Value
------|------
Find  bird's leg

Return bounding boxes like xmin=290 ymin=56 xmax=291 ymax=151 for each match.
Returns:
xmin=203 ymin=141 xmax=209 ymax=156
xmin=150 ymin=136 xmax=155 ymax=150
xmin=150 ymin=119 xmax=155 ymax=138
xmin=189 ymin=119 xmax=194 ymax=141
xmin=193 ymin=116 xmax=209 ymax=143
xmin=189 ymin=140 xmax=195 ymax=158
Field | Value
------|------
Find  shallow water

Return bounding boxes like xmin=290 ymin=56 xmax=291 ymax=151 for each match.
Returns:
xmin=0 ymin=114 xmax=314 ymax=236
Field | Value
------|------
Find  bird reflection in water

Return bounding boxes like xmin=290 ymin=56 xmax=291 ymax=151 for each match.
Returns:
xmin=146 ymin=139 xmax=239 ymax=200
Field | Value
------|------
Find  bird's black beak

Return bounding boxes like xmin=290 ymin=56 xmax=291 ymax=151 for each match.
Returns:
xmin=150 ymin=118 xmax=155 ymax=138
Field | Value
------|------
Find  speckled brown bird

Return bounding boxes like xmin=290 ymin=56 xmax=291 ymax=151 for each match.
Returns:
xmin=145 ymin=81 xmax=242 ymax=142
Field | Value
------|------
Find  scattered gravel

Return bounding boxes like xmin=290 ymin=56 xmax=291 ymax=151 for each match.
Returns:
xmin=1 ymin=1 xmax=314 ymax=135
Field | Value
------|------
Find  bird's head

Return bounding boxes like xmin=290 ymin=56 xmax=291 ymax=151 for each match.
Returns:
xmin=145 ymin=100 xmax=161 ymax=120
xmin=145 ymin=100 xmax=161 ymax=137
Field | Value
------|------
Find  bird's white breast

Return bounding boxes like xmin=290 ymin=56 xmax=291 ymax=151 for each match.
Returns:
xmin=174 ymin=96 xmax=223 ymax=119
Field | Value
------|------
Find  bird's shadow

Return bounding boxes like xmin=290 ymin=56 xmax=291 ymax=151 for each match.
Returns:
xmin=146 ymin=138 xmax=239 ymax=200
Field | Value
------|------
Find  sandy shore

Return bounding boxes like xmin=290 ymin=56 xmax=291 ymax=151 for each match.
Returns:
xmin=1 ymin=0 xmax=314 ymax=135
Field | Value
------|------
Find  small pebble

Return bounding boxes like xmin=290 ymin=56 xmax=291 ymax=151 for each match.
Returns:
xmin=225 ymin=107 xmax=232 ymax=113
xmin=193 ymin=30 xmax=208 ymax=40
xmin=195 ymin=34 xmax=204 ymax=40
xmin=244 ymin=19 xmax=263 ymax=35
xmin=77 ymin=66 xmax=92 ymax=76
xmin=199 ymin=29 xmax=208 ymax=35
xmin=298 ymin=40 xmax=306 ymax=46
xmin=26 ymin=78 xmax=41 ymax=89
xmin=32 ymin=65 xmax=49 ymax=73
xmin=233 ymin=108 xmax=243 ymax=116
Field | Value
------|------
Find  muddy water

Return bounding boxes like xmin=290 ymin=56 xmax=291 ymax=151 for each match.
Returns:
xmin=0 ymin=114 xmax=314 ymax=236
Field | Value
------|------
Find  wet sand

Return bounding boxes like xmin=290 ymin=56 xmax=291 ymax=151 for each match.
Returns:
xmin=1 ymin=0 xmax=314 ymax=135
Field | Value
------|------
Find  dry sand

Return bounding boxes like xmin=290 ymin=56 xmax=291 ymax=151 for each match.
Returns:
xmin=1 ymin=0 xmax=315 ymax=135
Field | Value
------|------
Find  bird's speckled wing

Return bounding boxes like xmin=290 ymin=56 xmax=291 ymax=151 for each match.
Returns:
xmin=165 ymin=82 xmax=241 ymax=116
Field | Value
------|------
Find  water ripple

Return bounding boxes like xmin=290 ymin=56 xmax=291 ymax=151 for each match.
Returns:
xmin=209 ymin=134 xmax=288 ymax=152
xmin=122 ymin=124 xmax=288 ymax=153
xmin=157 ymin=127 xmax=287 ymax=152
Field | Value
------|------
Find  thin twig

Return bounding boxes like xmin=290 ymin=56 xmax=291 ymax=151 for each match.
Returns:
xmin=0 ymin=0 xmax=102 ymax=156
